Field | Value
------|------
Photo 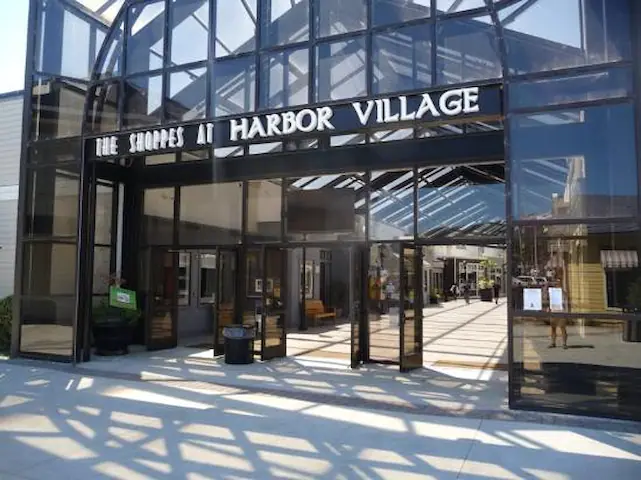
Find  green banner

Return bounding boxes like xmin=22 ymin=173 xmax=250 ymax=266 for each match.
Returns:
xmin=109 ymin=286 xmax=137 ymax=310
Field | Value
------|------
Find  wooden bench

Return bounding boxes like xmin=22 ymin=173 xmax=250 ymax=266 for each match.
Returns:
xmin=304 ymin=299 xmax=336 ymax=326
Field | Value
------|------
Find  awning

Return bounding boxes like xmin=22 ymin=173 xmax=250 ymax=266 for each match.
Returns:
xmin=600 ymin=250 xmax=639 ymax=269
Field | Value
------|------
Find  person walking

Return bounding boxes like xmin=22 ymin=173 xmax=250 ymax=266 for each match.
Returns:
xmin=462 ymin=282 xmax=470 ymax=305
xmin=449 ymin=283 xmax=459 ymax=300
xmin=493 ymin=281 xmax=500 ymax=304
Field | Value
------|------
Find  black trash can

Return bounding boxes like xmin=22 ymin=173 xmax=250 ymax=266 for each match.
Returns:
xmin=623 ymin=319 xmax=641 ymax=343
xmin=223 ymin=324 xmax=255 ymax=364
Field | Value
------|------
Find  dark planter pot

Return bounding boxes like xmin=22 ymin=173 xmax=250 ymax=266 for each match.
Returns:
xmin=92 ymin=316 xmax=133 ymax=356
xmin=479 ymin=288 xmax=493 ymax=302
xmin=429 ymin=295 xmax=439 ymax=305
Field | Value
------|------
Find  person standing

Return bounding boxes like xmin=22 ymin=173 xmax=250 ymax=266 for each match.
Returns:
xmin=493 ymin=281 xmax=500 ymax=304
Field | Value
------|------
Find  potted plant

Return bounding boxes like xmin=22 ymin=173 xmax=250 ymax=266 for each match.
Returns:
xmin=478 ymin=277 xmax=494 ymax=302
xmin=479 ymin=259 xmax=497 ymax=302
xmin=92 ymin=274 xmax=141 ymax=355
xmin=429 ymin=288 xmax=440 ymax=305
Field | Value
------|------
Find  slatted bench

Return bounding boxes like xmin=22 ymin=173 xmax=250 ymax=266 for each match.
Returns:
xmin=304 ymin=299 xmax=336 ymax=326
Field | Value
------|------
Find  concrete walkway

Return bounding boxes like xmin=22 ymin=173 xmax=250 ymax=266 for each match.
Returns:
xmin=1 ymin=361 xmax=641 ymax=479
xmin=286 ymin=299 xmax=508 ymax=369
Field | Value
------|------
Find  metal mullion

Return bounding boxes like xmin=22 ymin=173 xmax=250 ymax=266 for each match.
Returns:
xmin=161 ymin=0 xmax=171 ymax=123
xmin=431 ymin=0 xmax=438 ymax=86
xmin=512 ymin=216 xmax=639 ymax=229
xmin=507 ymin=60 xmax=633 ymax=83
xmin=308 ymin=0 xmax=315 ymax=104
xmin=509 ymin=96 xmax=634 ymax=116
xmin=255 ymin=0 xmax=265 ymax=113
xmin=207 ymin=0 xmax=215 ymax=118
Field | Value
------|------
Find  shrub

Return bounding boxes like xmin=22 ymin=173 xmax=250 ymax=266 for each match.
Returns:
xmin=0 ymin=295 xmax=12 ymax=352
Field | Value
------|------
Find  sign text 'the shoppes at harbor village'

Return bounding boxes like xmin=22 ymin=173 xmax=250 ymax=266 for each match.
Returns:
xmin=92 ymin=86 xmax=493 ymax=159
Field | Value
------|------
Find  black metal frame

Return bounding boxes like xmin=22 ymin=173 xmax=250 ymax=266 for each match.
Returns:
xmin=12 ymin=0 xmax=641 ymax=421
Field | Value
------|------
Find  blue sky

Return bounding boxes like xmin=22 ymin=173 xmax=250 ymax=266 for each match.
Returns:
xmin=0 ymin=1 xmax=29 ymax=94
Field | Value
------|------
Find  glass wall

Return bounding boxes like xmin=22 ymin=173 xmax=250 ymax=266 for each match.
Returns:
xmin=504 ymin=0 xmax=640 ymax=420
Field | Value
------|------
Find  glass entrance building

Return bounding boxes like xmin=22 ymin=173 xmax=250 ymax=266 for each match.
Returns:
xmin=12 ymin=0 xmax=641 ymax=421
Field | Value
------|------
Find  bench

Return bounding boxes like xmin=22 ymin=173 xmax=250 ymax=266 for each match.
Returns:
xmin=304 ymin=299 xmax=336 ymax=326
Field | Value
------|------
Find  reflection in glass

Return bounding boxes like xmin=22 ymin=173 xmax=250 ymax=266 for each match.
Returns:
xmin=370 ymin=169 xmax=414 ymax=241
xmin=317 ymin=0 xmax=367 ymax=37
xmin=88 ymin=83 xmax=119 ymax=134
xmin=95 ymin=184 xmax=113 ymax=245
xmin=167 ymin=67 xmax=207 ymax=122
xmin=261 ymin=48 xmax=309 ymax=109
xmin=20 ymin=296 xmax=75 ymax=357
xmin=124 ymin=75 xmax=163 ymax=127
xmin=437 ymin=0 xmax=485 ymax=14
xmin=126 ymin=1 xmax=165 ymax=74
xmin=215 ymin=0 xmax=257 ymax=57
xmin=36 ymin=0 xmax=100 ymax=80
xmin=512 ymin=223 xmax=641 ymax=315
xmin=93 ymin=246 xmax=111 ymax=295
xmin=368 ymin=242 xmax=401 ymax=362
xmin=436 ymin=15 xmax=501 ymax=85
xmin=370 ymin=128 xmax=414 ymax=142
xmin=246 ymin=180 xmax=283 ymax=242
xmin=145 ymin=154 xmax=176 ymax=166
xmin=511 ymin=104 xmax=638 ymax=221
xmin=178 ymin=253 xmax=190 ymax=306
xmin=499 ymin=0 xmax=631 ymax=74
xmin=316 ymin=37 xmax=367 ymax=102
xmin=261 ymin=0 xmax=309 ymax=47
xmin=286 ymin=173 xmax=366 ymax=242
xmin=143 ymin=188 xmax=175 ymax=245
xmin=417 ymin=164 xmax=506 ymax=239
xmin=31 ymin=78 xmax=87 ymax=140
xmin=179 ymin=183 xmax=243 ymax=245
xmin=372 ymin=0 xmax=430 ymax=26
xmin=513 ymin=312 xmax=641 ymax=420
xmin=373 ymin=25 xmax=432 ymax=95
xmin=22 ymin=243 xmax=77 ymax=296
xmin=214 ymin=57 xmax=256 ymax=117
xmin=509 ymin=68 xmax=633 ymax=111
xmin=24 ymin=167 xmax=79 ymax=239
xmin=98 ymin=20 xmax=123 ymax=78
xmin=170 ymin=0 xmax=209 ymax=65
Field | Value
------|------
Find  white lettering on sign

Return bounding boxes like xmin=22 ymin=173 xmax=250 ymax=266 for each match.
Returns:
xmin=230 ymin=106 xmax=336 ymax=141
xmin=352 ymin=86 xmax=480 ymax=125
xmin=91 ymin=86 xmax=485 ymax=157
xmin=129 ymin=127 xmax=185 ymax=154
xmin=196 ymin=123 xmax=214 ymax=145
xmin=95 ymin=136 xmax=118 ymax=157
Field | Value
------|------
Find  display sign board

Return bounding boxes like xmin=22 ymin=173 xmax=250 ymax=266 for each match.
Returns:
xmin=549 ymin=287 xmax=564 ymax=312
xmin=109 ymin=286 xmax=138 ymax=311
xmin=85 ymin=84 xmax=502 ymax=161
xmin=523 ymin=288 xmax=542 ymax=311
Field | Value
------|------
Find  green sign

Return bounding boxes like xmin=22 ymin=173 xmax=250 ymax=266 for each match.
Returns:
xmin=109 ymin=287 xmax=137 ymax=311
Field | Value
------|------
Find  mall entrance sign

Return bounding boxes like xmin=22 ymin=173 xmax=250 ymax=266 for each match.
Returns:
xmin=87 ymin=84 xmax=501 ymax=161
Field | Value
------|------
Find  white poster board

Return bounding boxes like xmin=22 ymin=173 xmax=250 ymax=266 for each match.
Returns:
xmin=523 ymin=288 xmax=542 ymax=311
xmin=549 ymin=287 xmax=564 ymax=312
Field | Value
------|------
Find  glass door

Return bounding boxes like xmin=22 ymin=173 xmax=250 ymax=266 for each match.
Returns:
xmin=261 ymin=247 xmax=287 ymax=360
xmin=399 ymin=244 xmax=423 ymax=371
xmin=350 ymin=245 xmax=368 ymax=368
xmin=213 ymin=248 xmax=237 ymax=356
xmin=146 ymin=248 xmax=178 ymax=351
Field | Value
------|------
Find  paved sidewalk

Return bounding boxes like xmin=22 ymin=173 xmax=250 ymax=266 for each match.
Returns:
xmin=1 ymin=362 xmax=641 ymax=479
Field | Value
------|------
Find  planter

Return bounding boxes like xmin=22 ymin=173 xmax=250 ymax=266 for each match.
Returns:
xmin=92 ymin=316 xmax=133 ymax=355
xmin=429 ymin=295 xmax=439 ymax=305
xmin=479 ymin=288 xmax=494 ymax=302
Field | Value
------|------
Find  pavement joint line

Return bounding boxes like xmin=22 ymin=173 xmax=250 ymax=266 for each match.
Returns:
xmin=5 ymin=357 xmax=641 ymax=434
